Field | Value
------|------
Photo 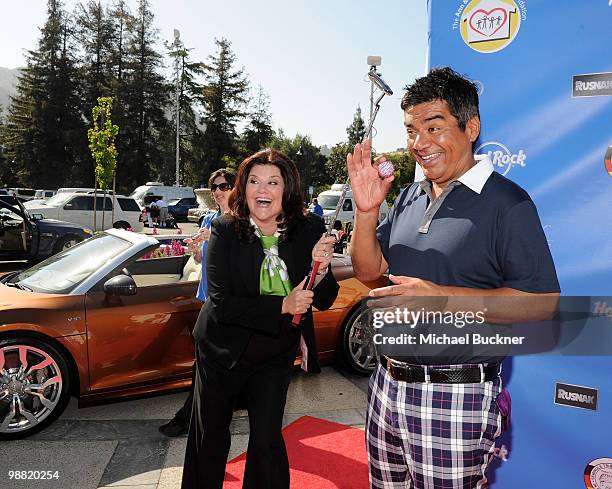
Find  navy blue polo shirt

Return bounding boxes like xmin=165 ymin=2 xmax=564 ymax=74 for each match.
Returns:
xmin=377 ymin=164 xmax=559 ymax=293
xmin=375 ymin=157 xmax=560 ymax=364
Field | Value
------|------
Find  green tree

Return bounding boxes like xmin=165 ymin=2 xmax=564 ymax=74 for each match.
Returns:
xmin=88 ymin=97 xmax=119 ymax=191
xmin=164 ymin=41 xmax=207 ymax=187
xmin=106 ymin=0 xmax=134 ymax=175
xmin=324 ymin=106 xmax=368 ymax=185
xmin=242 ymin=85 xmax=274 ymax=156
xmin=201 ymin=37 xmax=249 ymax=179
xmin=0 ymin=106 xmax=8 ymax=185
xmin=117 ymin=0 xmax=170 ymax=192
xmin=3 ymin=0 xmax=86 ymax=188
xmin=325 ymin=142 xmax=350 ymax=184
xmin=88 ymin=97 xmax=119 ymax=230
xmin=75 ymin=0 xmax=115 ymax=113
xmin=385 ymin=150 xmax=416 ymax=204
xmin=269 ymin=131 xmax=327 ymax=198
xmin=346 ymin=105 xmax=366 ymax=148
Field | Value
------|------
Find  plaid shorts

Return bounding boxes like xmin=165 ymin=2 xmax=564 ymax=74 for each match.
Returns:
xmin=366 ymin=363 xmax=502 ymax=489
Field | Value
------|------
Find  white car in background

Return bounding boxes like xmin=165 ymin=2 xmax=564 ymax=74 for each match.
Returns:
xmin=24 ymin=191 xmax=144 ymax=232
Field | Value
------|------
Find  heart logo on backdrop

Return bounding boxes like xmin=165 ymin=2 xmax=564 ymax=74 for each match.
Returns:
xmin=469 ymin=8 xmax=508 ymax=37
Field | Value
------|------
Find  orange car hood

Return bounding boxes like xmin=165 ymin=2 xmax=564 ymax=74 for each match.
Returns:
xmin=0 ymin=284 xmax=65 ymax=308
xmin=0 ymin=284 xmax=85 ymax=336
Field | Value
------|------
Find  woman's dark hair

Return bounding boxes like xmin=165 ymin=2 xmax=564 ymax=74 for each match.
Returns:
xmin=229 ymin=148 xmax=306 ymax=242
xmin=208 ymin=168 xmax=236 ymax=188
xmin=400 ymin=67 xmax=480 ymax=130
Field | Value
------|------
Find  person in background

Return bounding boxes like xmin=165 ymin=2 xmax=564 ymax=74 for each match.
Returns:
xmin=158 ymin=168 xmax=236 ymax=438
xmin=331 ymin=220 xmax=347 ymax=254
xmin=311 ymin=197 xmax=324 ymax=217
xmin=155 ymin=197 xmax=169 ymax=228
xmin=181 ymin=149 xmax=339 ymax=489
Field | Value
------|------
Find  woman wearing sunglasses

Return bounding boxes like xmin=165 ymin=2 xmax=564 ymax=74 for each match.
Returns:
xmin=158 ymin=168 xmax=236 ymax=438
xmin=182 ymin=149 xmax=339 ymax=489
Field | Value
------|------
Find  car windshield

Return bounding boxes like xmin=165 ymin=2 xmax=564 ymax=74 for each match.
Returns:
xmin=317 ymin=195 xmax=340 ymax=210
xmin=44 ymin=193 xmax=73 ymax=207
xmin=167 ymin=199 xmax=181 ymax=205
xmin=11 ymin=234 xmax=132 ymax=294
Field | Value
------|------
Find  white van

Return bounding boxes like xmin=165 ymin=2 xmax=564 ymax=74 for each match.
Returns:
xmin=24 ymin=191 xmax=144 ymax=232
xmin=34 ymin=189 xmax=57 ymax=199
xmin=130 ymin=182 xmax=195 ymax=207
xmin=9 ymin=188 xmax=37 ymax=201
xmin=317 ymin=183 xmax=389 ymax=227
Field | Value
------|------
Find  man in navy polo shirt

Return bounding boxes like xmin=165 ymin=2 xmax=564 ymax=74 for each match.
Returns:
xmin=348 ymin=67 xmax=560 ymax=489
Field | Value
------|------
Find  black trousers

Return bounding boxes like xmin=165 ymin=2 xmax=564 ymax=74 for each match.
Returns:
xmin=181 ymin=346 xmax=294 ymax=489
xmin=173 ymin=362 xmax=196 ymax=425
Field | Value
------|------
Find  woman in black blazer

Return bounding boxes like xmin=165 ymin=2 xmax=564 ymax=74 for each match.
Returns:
xmin=182 ymin=149 xmax=339 ymax=489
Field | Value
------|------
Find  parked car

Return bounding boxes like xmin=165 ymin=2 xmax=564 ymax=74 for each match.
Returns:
xmin=0 ymin=229 xmax=385 ymax=439
xmin=56 ymin=188 xmax=114 ymax=194
xmin=187 ymin=206 xmax=211 ymax=226
xmin=8 ymin=188 xmax=37 ymax=201
xmin=188 ymin=188 xmax=216 ymax=225
xmin=24 ymin=191 xmax=144 ymax=232
xmin=167 ymin=197 xmax=198 ymax=221
xmin=0 ymin=198 xmax=93 ymax=262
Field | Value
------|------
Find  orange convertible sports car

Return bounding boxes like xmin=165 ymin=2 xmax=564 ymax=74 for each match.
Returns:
xmin=0 ymin=229 xmax=384 ymax=439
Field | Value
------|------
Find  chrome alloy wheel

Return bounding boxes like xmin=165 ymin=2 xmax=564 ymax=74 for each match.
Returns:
xmin=0 ymin=344 xmax=63 ymax=435
xmin=345 ymin=310 xmax=378 ymax=374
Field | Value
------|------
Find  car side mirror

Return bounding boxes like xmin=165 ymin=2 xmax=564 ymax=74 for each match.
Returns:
xmin=104 ymin=274 xmax=137 ymax=296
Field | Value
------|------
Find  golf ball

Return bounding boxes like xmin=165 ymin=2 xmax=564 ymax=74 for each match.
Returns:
xmin=377 ymin=160 xmax=395 ymax=178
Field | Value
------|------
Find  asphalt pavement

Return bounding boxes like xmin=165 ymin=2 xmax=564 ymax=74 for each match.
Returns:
xmin=1 ymin=222 xmax=373 ymax=489
xmin=1 ymin=366 xmax=370 ymax=489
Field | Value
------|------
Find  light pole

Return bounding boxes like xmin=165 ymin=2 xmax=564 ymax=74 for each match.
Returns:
xmin=173 ymin=29 xmax=182 ymax=186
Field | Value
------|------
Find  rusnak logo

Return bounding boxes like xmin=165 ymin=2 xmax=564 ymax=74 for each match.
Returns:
xmin=573 ymin=72 xmax=612 ymax=97
xmin=605 ymin=145 xmax=612 ymax=177
xmin=475 ymin=141 xmax=526 ymax=176
xmin=554 ymin=382 xmax=598 ymax=411
xmin=584 ymin=458 xmax=612 ymax=489
xmin=456 ymin=0 xmax=525 ymax=54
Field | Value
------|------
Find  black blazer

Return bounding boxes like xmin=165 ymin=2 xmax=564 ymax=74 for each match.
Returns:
xmin=193 ymin=213 xmax=340 ymax=372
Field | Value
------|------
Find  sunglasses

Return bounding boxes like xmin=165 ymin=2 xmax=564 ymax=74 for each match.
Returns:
xmin=211 ymin=182 xmax=232 ymax=192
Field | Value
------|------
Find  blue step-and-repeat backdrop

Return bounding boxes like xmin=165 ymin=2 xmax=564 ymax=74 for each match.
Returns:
xmin=427 ymin=1 xmax=611 ymax=487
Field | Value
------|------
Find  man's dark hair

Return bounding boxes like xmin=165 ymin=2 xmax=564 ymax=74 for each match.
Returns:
xmin=400 ymin=67 xmax=480 ymax=130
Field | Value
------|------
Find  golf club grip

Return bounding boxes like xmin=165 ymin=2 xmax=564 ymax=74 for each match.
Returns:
xmin=291 ymin=261 xmax=321 ymax=326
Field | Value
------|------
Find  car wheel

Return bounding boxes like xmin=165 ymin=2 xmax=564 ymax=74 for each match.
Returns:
xmin=338 ymin=306 xmax=378 ymax=375
xmin=113 ymin=221 xmax=130 ymax=230
xmin=0 ymin=336 xmax=71 ymax=440
xmin=53 ymin=235 xmax=81 ymax=254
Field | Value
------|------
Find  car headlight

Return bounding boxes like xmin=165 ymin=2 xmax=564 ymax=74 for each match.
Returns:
xmin=83 ymin=228 xmax=93 ymax=235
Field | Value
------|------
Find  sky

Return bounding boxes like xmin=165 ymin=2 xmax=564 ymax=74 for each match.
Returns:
xmin=0 ymin=0 xmax=429 ymax=153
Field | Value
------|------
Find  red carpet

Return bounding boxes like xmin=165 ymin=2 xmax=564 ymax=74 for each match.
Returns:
xmin=223 ymin=415 xmax=369 ymax=488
